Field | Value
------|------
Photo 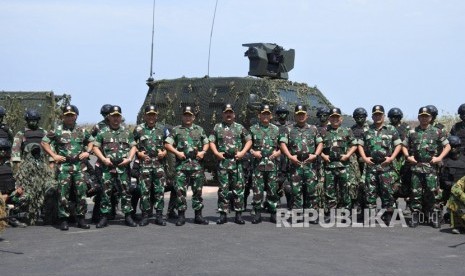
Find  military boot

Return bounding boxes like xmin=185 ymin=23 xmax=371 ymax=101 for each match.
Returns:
xmin=167 ymin=209 xmax=178 ymax=220
xmin=235 ymin=211 xmax=245 ymax=225
xmin=77 ymin=216 xmax=90 ymax=229
xmin=194 ymin=209 xmax=209 ymax=225
xmin=125 ymin=214 xmax=137 ymax=227
xmin=96 ymin=215 xmax=108 ymax=228
xmin=60 ymin=219 xmax=69 ymax=231
xmin=8 ymin=218 xmax=27 ymax=228
xmin=383 ymin=211 xmax=393 ymax=227
xmin=154 ymin=210 xmax=167 ymax=226
xmin=270 ymin=212 xmax=277 ymax=224
xmin=251 ymin=210 xmax=262 ymax=224
xmin=431 ymin=211 xmax=441 ymax=229
xmin=216 ymin=212 xmax=227 ymax=224
xmin=176 ymin=210 xmax=185 ymax=226
xmin=139 ymin=213 xmax=149 ymax=227
xmin=409 ymin=211 xmax=419 ymax=228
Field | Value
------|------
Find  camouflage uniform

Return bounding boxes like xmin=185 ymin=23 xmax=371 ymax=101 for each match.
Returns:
xmin=11 ymin=127 xmax=47 ymax=163
xmin=133 ymin=122 xmax=168 ymax=214
xmin=321 ymin=125 xmax=357 ymax=210
xmin=249 ymin=122 xmax=280 ymax=213
xmin=446 ymin=176 xmax=465 ymax=230
xmin=275 ymin=119 xmax=293 ymax=208
xmin=389 ymin=122 xmax=412 ymax=200
xmin=360 ymin=123 xmax=402 ymax=210
xmin=210 ymin=121 xmax=251 ymax=212
xmin=350 ymin=121 xmax=370 ymax=208
xmin=279 ymin=123 xmax=322 ymax=210
xmin=165 ymin=124 xmax=209 ymax=212
xmin=404 ymin=124 xmax=449 ymax=212
xmin=42 ymin=124 xmax=92 ymax=219
xmin=93 ymin=125 xmax=136 ymax=216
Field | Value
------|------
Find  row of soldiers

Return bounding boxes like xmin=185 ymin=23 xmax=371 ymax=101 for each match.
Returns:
xmin=1 ymin=102 xmax=465 ymax=232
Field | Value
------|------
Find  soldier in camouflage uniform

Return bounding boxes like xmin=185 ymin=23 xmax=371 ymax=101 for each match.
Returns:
xmin=42 ymin=105 xmax=93 ymax=230
xmin=210 ymin=104 xmax=252 ymax=225
xmin=133 ymin=105 xmax=169 ymax=226
xmin=249 ymin=104 xmax=281 ymax=223
xmin=387 ymin=107 xmax=412 ymax=206
xmin=0 ymin=106 xmax=13 ymax=143
xmin=274 ymin=105 xmax=293 ymax=209
xmin=358 ymin=105 xmax=402 ymax=225
xmin=92 ymin=105 xmax=138 ymax=228
xmin=279 ymin=105 xmax=323 ymax=217
xmin=11 ymin=109 xmax=48 ymax=171
xmin=446 ymin=175 xmax=465 ymax=234
xmin=403 ymin=106 xmax=451 ymax=228
xmin=320 ymin=108 xmax=358 ymax=213
xmin=164 ymin=106 xmax=209 ymax=226
xmin=315 ymin=106 xmax=331 ymax=210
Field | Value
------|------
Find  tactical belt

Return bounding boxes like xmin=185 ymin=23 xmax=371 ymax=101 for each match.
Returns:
xmin=223 ymin=152 xmax=235 ymax=159
xmin=414 ymin=155 xmax=433 ymax=163
xmin=370 ymin=156 xmax=386 ymax=164
xmin=65 ymin=156 xmax=81 ymax=164
xmin=296 ymin=153 xmax=309 ymax=162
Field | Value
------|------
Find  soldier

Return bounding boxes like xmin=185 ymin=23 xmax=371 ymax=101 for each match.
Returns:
xmin=426 ymin=104 xmax=445 ymax=130
xmin=274 ymin=105 xmax=293 ymax=209
xmin=11 ymin=109 xmax=47 ymax=171
xmin=133 ymin=105 xmax=168 ymax=226
xmin=279 ymin=105 xmax=323 ymax=219
xmin=316 ymin=106 xmax=331 ymax=133
xmin=320 ymin=108 xmax=358 ymax=213
xmin=41 ymin=105 xmax=93 ymax=230
xmin=164 ymin=106 xmax=209 ymax=226
xmin=92 ymin=105 xmax=138 ymax=228
xmin=450 ymin=103 xmax=465 ymax=152
xmin=387 ymin=107 xmax=412 ymax=205
xmin=210 ymin=104 xmax=252 ymax=225
xmin=403 ymin=106 xmax=451 ymax=228
xmin=358 ymin=105 xmax=402 ymax=225
xmin=0 ymin=106 xmax=13 ymax=143
xmin=248 ymin=104 xmax=281 ymax=223
xmin=446 ymin=176 xmax=465 ymax=234
xmin=315 ymin=106 xmax=331 ymax=210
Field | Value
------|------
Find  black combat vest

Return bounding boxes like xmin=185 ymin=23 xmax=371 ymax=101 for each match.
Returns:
xmin=0 ymin=124 xmax=10 ymax=140
xmin=22 ymin=129 xmax=46 ymax=151
xmin=0 ymin=162 xmax=15 ymax=194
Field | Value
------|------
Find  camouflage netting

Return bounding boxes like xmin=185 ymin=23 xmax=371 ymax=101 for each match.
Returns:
xmin=0 ymin=192 xmax=7 ymax=232
xmin=0 ymin=91 xmax=71 ymax=134
xmin=13 ymin=144 xmax=56 ymax=225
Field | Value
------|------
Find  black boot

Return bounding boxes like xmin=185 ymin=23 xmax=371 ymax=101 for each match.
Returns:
xmin=235 ymin=211 xmax=245 ymax=225
xmin=125 ymin=214 xmax=137 ymax=227
xmin=77 ymin=216 xmax=90 ymax=229
xmin=96 ymin=216 xmax=108 ymax=228
xmin=409 ymin=211 xmax=419 ymax=228
xmin=139 ymin=213 xmax=149 ymax=227
xmin=194 ymin=209 xmax=209 ymax=225
xmin=154 ymin=210 xmax=167 ymax=226
xmin=176 ymin=211 xmax=185 ymax=226
xmin=383 ymin=211 xmax=393 ymax=227
xmin=8 ymin=218 xmax=27 ymax=228
xmin=60 ymin=219 xmax=69 ymax=231
xmin=167 ymin=209 xmax=178 ymax=220
xmin=251 ymin=210 xmax=262 ymax=224
xmin=216 ymin=212 xmax=227 ymax=224
xmin=431 ymin=211 xmax=441 ymax=229
xmin=270 ymin=212 xmax=277 ymax=223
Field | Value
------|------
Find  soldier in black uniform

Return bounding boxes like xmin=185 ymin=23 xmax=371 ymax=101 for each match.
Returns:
xmin=426 ymin=105 xmax=445 ymax=130
xmin=0 ymin=106 xmax=13 ymax=143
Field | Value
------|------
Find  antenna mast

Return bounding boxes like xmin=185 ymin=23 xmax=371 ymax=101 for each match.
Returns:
xmin=148 ymin=0 xmax=156 ymax=82
xmin=207 ymin=0 xmax=219 ymax=77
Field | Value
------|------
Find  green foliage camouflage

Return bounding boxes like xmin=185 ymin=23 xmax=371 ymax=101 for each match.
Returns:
xmin=0 ymin=91 xmax=71 ymax=134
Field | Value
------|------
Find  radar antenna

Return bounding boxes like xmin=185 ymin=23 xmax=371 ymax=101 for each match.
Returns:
xmin=207 ymin=0 xmax=219 ymax=77
xmin=148 ymin=0 xmax=156 ymax=83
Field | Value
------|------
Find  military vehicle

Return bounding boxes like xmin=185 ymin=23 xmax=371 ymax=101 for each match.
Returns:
xmin=0 ymin=91 xmax=71 ymax=134
xmin=137 ymin=43 xmax=352 ymax=174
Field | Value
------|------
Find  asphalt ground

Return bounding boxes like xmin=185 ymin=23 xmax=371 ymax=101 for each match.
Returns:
xmin=1 ymin=187 xmax=465 ymax=276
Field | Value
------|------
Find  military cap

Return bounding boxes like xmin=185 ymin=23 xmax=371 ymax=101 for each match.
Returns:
xmin=418 ymin=106 xmax=431 ymax=116
xmin=329 ymin=107 xmax=342 ymax=117
xmin=109 ymin=105 xmax=122 ymax=116
xmin=294 ymin=104 xmax=307 ymax=114
xmin=63 ymin=105 xmax=79 ymax=115
xmin=144 ymin=105 xmax=158 ymax=114
xmin=260 ymin=104 xmax=272 ymax=114
xmin=372 ymin=105 xmax=384 ymax=114
xmin=223 ymin=103 xmax=234 ymax=113
xmin=183 ymin=106 xmax=194 ymax=115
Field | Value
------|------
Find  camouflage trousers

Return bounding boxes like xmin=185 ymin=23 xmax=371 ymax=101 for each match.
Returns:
xmin=365 ymin=168 xmax=396 ymax=210
xmin=289 ymin=165 xmax=318 ymax=210
xmin=217 ymin=167 xmax=244 ymax=212
xmin=324 ymin=166 xmax=351 ymax=210
xmin=410 ymin=171 xmax=441 ymax=212
xmin=100 ymin=170 xmax=133 ymax=215
xmin=139 ymin=166 xmax=166 ymax=213
xmin=175 ymin=169 xmax=205 ymax=212
xmin=252 ymin=170 xmax=278 ymax=213
xmin=56 ymin=165 xmax=87 ymax=218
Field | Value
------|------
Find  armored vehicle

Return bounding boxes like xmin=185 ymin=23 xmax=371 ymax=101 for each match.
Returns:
xmin=0 ymin=91 xmax=71 ymax=134
xmin=137 ymin=43 xmax=352 ymax=173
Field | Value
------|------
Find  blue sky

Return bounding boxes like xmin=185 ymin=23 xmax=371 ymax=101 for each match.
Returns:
xmin=1 ymin=0 xmax=464 ymax=123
